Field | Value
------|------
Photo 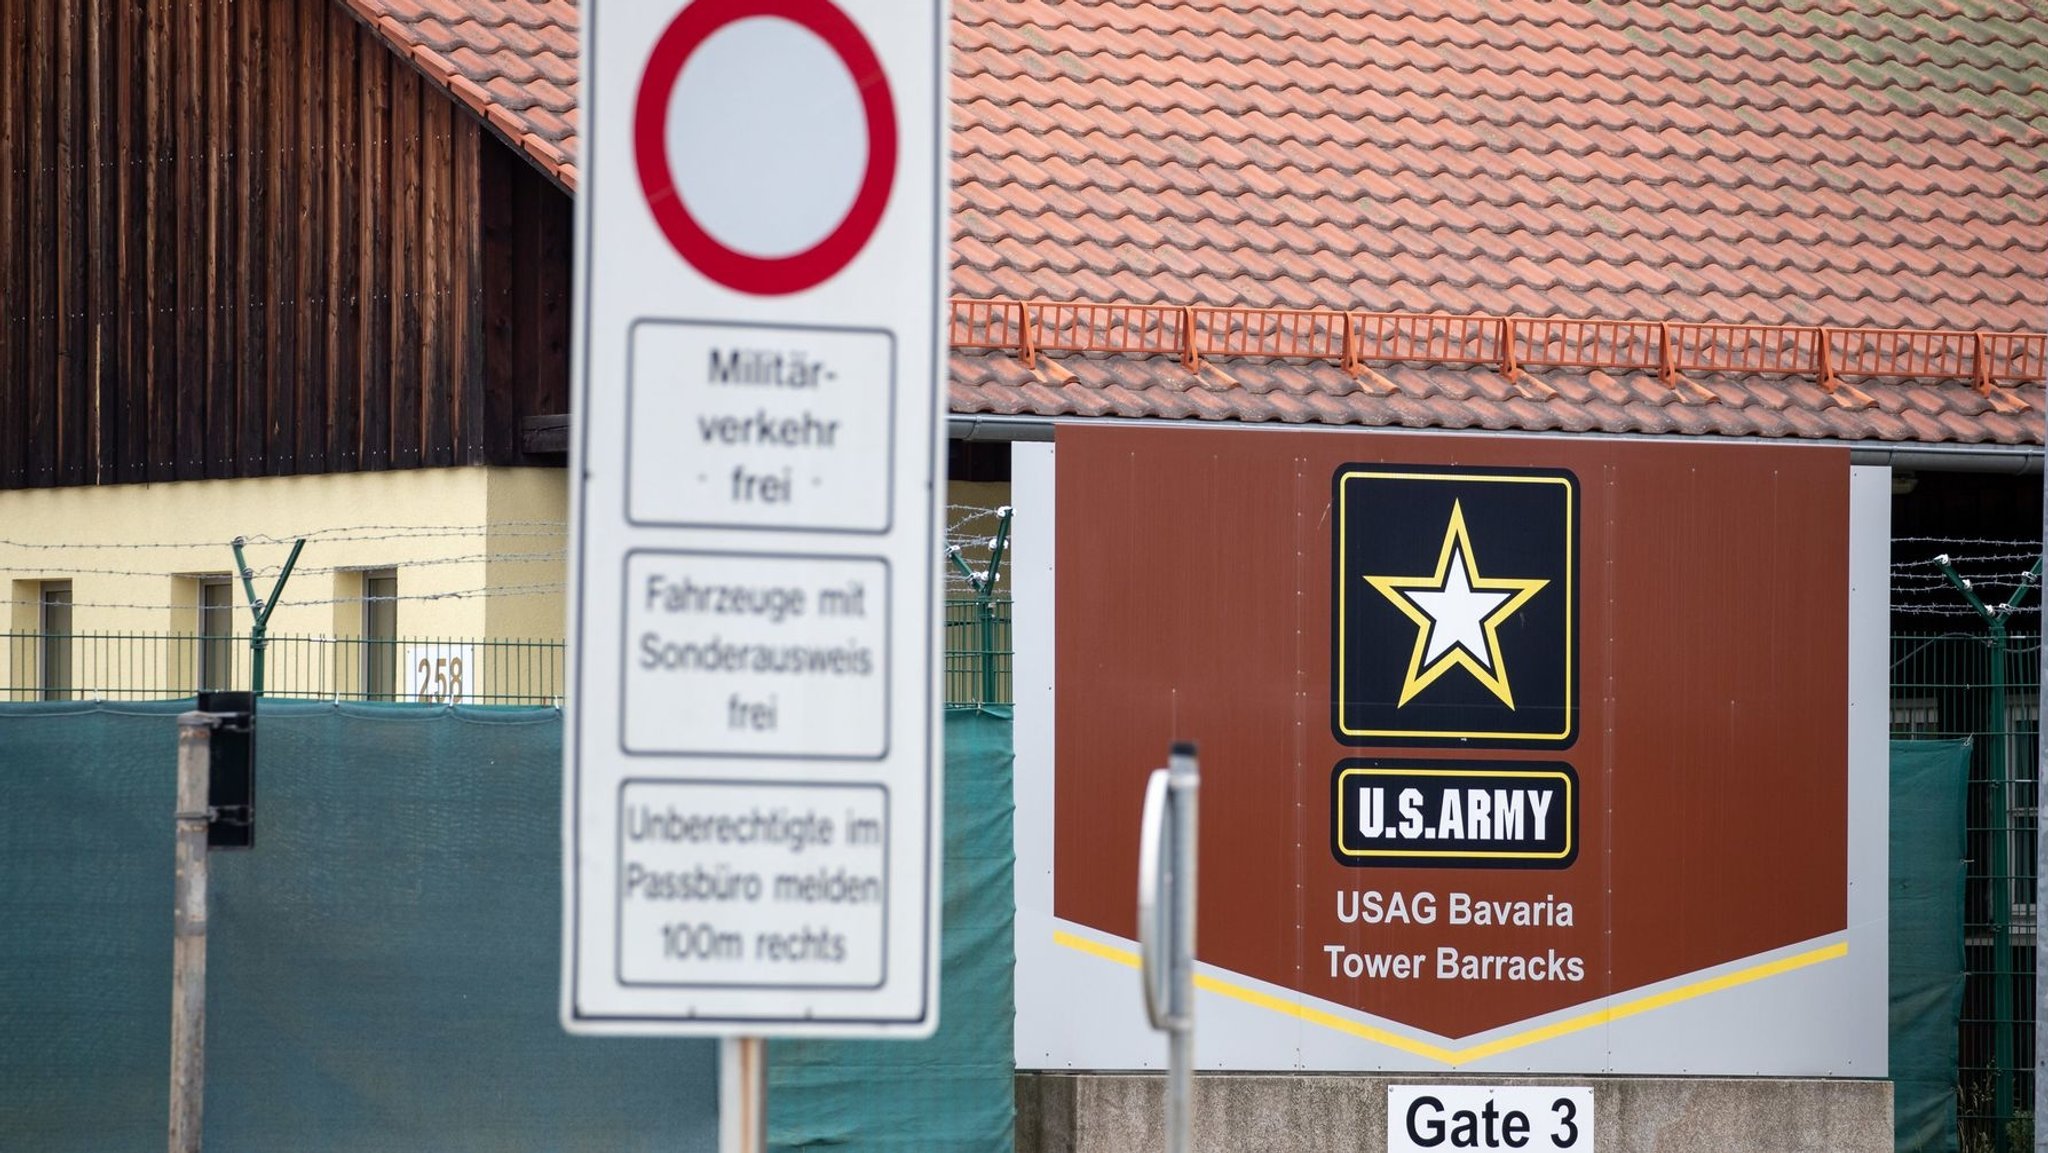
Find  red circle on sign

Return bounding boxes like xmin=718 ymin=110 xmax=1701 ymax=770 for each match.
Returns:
xmin=633 ymin=0 xmax=898 ymax=296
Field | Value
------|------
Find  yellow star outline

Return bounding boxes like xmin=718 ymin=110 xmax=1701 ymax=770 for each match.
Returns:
xmin=1363 ymin=500 xmax=1548 ymax=709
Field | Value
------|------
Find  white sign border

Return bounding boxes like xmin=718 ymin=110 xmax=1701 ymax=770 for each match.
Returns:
xmin=561 ymin=0 xmax=950 ymax=1039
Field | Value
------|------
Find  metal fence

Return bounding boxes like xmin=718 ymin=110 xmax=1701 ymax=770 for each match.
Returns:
xmin=4 ymin=632 xmax=567 ymax=705
xmin=1893 ymin=629 xmax=2039 ymax=1153
xmin=2 ymin=604 xmax=1016 ymax=710
xmin=944 ymin=596 xmax=1012 ymax=707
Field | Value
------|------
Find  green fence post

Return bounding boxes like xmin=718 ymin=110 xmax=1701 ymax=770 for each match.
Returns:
xmin=980 ymin=508 xmax=1011 ymax=705
xmin=1938 ymin=555 xmax=2042 ymax=1128
xmin=231 ymin=538 xmax=306 ymax=699
xmin=945 ymin=506 xmax=1012 ymax=706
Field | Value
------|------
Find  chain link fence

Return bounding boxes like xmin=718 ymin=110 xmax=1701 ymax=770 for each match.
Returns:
xmin=1892 ymin=629 xmax=2039 ymax=1153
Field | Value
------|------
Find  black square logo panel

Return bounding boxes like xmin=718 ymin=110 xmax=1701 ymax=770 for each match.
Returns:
xmin=1330 ymin=760 xmax=1578 ymax=869
xmin=1332 ymin=464 xmax=1577 ymax=747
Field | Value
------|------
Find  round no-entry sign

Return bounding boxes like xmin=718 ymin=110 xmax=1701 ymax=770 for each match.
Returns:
xmin=633 ymin=0 xmax=899 ymax=296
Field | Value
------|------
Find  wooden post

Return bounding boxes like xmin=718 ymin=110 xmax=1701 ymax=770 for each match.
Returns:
xmin=720 ymin=1035 xmax=766 ymax=1153
xmin=169 ymin=712 xmax=213 ymax=1153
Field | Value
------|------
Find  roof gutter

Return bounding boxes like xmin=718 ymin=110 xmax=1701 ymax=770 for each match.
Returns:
xmin=1844 ymin=443 xmax=2041 ymax=475
xmin=946 ymin=414 xmax=2043 ymax=475
xmin=947 ymin=415 xmax=1057 ymax=442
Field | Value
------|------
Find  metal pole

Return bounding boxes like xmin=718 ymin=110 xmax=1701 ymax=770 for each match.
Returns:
xmin=720 ymin=1035 xmax=766 ymax=1153
xmin=1165 ymin=741 xmax=1198 ymax=1153
xmin=982 ymin=509 xmax=1011 ymax=705
xmin=231 ymin=537 xmax=304 ymax=699
xmin=1989 ymin=614 xmax=2015 ymax=1125
xmin=250 ymin=628 xmax=266 ymax=701
xmin=2038 ymin=486 xmax=2047 ymax=1153
xmin=170 ymin=712 xmax=215 ymax=1153
xmin=1139 ymin=741 xmax=1200 ymax=1153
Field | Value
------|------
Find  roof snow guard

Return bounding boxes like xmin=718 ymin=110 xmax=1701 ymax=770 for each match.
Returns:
xmin=951 ymin=298 xmax=2043 ymax=405
xmin=945 ymin=296 xmax=2046 ymax=444
xmin=950 ymin=303 xmax=2039 ymax=401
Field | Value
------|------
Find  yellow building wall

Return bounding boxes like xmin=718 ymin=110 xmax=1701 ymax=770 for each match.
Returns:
xmin=0 ymin=465 xmax=1010 ymax=701
xmin=0 ymin=467 xmax=567 ymax=700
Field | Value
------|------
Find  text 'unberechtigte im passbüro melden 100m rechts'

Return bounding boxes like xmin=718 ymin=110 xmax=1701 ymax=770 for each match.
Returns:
xmin=617 ymin=782 xmax=889 ymax=989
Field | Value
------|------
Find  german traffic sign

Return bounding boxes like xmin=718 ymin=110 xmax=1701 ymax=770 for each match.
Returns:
xmin=564 ymin=0 xmax=946 ymax=1038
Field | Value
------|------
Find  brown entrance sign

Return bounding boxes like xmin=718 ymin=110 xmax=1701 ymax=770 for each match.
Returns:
xmin=1053 ymin=425 xmax=1848 ymax=1041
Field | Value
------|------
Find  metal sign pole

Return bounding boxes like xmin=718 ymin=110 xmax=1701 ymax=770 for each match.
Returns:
xmin=1166 ymin=741 xmax=1198 ymax=1153
xmin=1139 ymin=740 xmax=1199 ymax=1153
xmin=169 ymin=712 xmax=216 ymax=1153
xmin=720 ymin=1036 xmax=765 ymax=1153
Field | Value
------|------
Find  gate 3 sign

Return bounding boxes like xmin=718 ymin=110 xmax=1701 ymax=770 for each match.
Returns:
xmin=1015 ymin=425 xmax=1887 ymax=1074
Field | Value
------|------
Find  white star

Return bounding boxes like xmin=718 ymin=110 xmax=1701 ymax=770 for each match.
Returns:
xmin=1363 ymin=501 xmax=1549 ymax=708
xmin=1403 ymin=549 xmax=1511 ymax=671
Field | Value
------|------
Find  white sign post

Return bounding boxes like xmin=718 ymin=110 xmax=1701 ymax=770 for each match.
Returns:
xmin=563 ymin=0 xmax=947 ymax=1051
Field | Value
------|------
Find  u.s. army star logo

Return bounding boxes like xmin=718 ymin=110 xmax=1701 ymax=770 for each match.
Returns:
xmin=1332 ymin=465 xmax=1577 ymax=747
xmin=1365 ymin=500 xmax=1547 ymax=709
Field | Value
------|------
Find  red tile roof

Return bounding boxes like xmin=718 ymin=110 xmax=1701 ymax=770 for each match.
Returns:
xmin=345 ymin=0 xmax=2048 ymax=445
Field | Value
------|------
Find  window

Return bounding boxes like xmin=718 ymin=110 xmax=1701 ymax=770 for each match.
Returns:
xmin=363 ymin=571 xmax=398 ymax=701
xmin=39 ymin=582 xmax=72 ymax=701
xmin=199 ymin=578 xmax=235 ymax=692
xmin=2007 ymin=695 xmax=2038 ymax=937
xmin=1891 ymin=697 xmax=1940 ymax=737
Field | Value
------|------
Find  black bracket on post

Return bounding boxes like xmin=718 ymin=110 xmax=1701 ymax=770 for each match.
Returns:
xmin=197 ymin=691 xmax=256 ymax=851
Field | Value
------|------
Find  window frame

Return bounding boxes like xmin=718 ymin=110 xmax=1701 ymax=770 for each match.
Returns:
xmin=362 ymin=570 xmax=398 ymax=701
xmin=198 ymin=577 xmax=236 ymax=693
xmin=38 ymin=581 xmax=72 ymax=701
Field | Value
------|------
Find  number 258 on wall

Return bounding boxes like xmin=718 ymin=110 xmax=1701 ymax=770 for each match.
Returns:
xmin=404 ymin=644 xmax=476 ymax=706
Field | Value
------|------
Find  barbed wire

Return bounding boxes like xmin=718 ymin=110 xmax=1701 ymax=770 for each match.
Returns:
xmin=947 ymin=504 xmax=1004 ymax=533
xmin=0 ymin=549 xmax=570 ymax=582
xmin=256 ymin=550 xmax=567 ymax=576
xmin=1893 ymin=553 xmax=2042 ymax=568
xmin=1893 ymin=536 xmax=2043 ymax=549
xmin=1893 ymin=603 xmax=2042 ymax=617
xmin=944 ymin=505 xmax=1013 ymax=591
xmin=0 ymin=527 xmax=567 ymax=552
xmin=245 ymin=521 xmax=565 ymax=543
xmin=0 ymin=514 xmax=1031 ymax=557
xmin=1889 ymin=538 xmax=2042 ymax=621
xmin=1 ymin=582 xmax=567 ymax=611
xmin=0 ymin=505 xmax=1007 ymax=609
xmin=1895 ymin=571 xmax=2040 ymax=582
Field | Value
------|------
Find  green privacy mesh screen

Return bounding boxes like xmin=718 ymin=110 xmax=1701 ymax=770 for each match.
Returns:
xmin=770 ymin=705 xmax=1017 ymax=1151
xmin=0 ymin=700 xmax=1015 ymax=1152
xmin=1891 ymin=737 xmax=1970 ymax=1153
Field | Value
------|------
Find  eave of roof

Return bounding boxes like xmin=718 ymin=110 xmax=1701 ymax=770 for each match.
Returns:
xmin=332 ymin=0 xmax=581 ymax=189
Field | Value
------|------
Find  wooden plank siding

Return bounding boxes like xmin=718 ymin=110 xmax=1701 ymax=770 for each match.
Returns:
xmin=0 ymin=0 xmax=573 ymax=489
xmin=1 ymin=0 xmax=28 ymax=487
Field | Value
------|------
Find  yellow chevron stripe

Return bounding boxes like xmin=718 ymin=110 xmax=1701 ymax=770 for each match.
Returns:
xmin=1050 ymin=930 xmax=1848 ymax=1065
